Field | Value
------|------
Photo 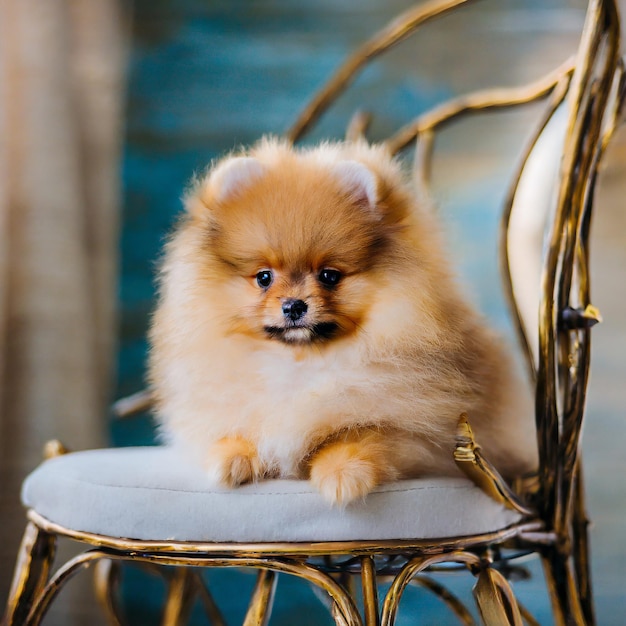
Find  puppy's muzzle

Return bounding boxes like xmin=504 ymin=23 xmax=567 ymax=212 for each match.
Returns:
xmin=282 ymin=298 xmax=308 ymax=322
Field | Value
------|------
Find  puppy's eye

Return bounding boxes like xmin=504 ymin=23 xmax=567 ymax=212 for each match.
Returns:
xmin=256 ymin=270 xmax=273 ymax=288
xmin=318 ymin=269 xmax=342 ymax=287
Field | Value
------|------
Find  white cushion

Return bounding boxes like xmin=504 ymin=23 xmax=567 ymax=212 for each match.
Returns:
xmin=21 ymin=447 xmax=521 ymax=543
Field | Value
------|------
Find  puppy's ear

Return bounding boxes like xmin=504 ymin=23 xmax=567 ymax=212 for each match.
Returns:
xmin=333 ymin=160 xmax=378 ymax=213
xmin=209 ymin=156 xmax=266 ymax=202
xmin=186 ymin=156 xmax=265 ymax=216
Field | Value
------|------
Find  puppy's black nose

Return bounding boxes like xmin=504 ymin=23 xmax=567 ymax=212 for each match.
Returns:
xmin=282 ymin=298 xmax=308 ymax=321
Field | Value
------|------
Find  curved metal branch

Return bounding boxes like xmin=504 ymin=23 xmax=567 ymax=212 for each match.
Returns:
xmin=473 ymin=567 xmax=524 ymax=626
xmin=345 ymin=110 xmax=373 ymax=142
xmin=381 ymin=552 xmax=481 ymax=626
xmin=93 ymin=559 xmax=125 ymax=626
xmin=111 ymin=388 xmax=154 ymax=418
xmin=243 ymin=570 xmax=277 ymax=626
xmin=161 ymin=567 xmax=196 ymax=626
xmin=25 ymin=550 xmax=111 ymax=626
xmin=384 ymin=57 xmax=575 ymax=155
xmin=454 ymin=414 xmax=535 ymax=516
xmin=287 ymin=0 xmax=476 ymax=143
xmin=2 ymin=523 xmax=57 ymax=626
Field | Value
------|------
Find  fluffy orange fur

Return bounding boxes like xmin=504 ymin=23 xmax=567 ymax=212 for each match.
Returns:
xmin=148 ymin=137 xmax=538 ymax=505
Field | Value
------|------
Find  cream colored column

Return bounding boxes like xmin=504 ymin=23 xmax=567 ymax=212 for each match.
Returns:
xmin=0 ymin=0 xmax=127 ymax=622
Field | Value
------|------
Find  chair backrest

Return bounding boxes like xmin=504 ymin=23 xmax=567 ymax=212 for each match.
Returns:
xmin=506 ymin=103 xmax=568 ymax=368
xmin=286 ymin=0 xmax=624 ymax=535
xmin=519 ymin=0 xmax=623 ymax=530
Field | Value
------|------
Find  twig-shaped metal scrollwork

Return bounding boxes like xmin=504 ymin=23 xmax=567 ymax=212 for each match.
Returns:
xmin=454 ymin=414 xmax=535 ymax=517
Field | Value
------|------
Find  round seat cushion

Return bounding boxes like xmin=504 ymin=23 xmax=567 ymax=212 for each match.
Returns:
xmin=21 ymin=446 xmax=522 ymax=543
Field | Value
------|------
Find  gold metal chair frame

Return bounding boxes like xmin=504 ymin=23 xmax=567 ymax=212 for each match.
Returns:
xmin=3 ymin=0 xmax=624 ymax=624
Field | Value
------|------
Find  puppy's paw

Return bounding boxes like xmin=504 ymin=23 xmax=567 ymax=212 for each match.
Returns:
xmin=309 ymin=442 xmax=384 ymax=506
xmin=205 ymin=437 xmax=262 ymax=488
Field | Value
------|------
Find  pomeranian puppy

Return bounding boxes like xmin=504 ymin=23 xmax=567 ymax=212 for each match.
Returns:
xmin=148 ymin=137 xmax=537 ymax=505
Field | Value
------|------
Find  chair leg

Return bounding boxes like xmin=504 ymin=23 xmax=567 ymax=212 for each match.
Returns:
xmin=1 ymin=522 xmax=56 ymax=626
xmin=330 ymin=602 xmax=352 ymax=626
xmin=161 ymin=567 xmax=197 ymax=626
xmin=360 ymin=557 xmax=380 ymax=626
xmin=541 ymin=548 xmax=586 ymax=626
xmin=243 ymin=570 xmax=277 ymax=626
xmin=309 ymin=569 xmax=362 ymax=626
xmin=93 ymin=559 xmax=125 ymax=626
xmin=572 ymin=526 xmax=595 ymax=626
xmin=473 ymin=567 xmax=523 ymax=626
xmin=191 ymin=571 xmax=227 ymax=626
xmin=572 ymin=475 xmax=595 ymax=626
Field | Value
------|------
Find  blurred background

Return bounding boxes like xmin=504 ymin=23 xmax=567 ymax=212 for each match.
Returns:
xmin=1 ymin=0 xmax=625 ymax=624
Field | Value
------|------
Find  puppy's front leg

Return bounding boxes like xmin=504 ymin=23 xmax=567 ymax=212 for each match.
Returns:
xmin=206 ymin=436 xmax=262 ymax=487
xmin=308 ymin=430 xmax=399 ymax=506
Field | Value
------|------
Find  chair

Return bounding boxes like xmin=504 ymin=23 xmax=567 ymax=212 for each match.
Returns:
xmin=3 ymin=0 xmax=624 ymax=624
